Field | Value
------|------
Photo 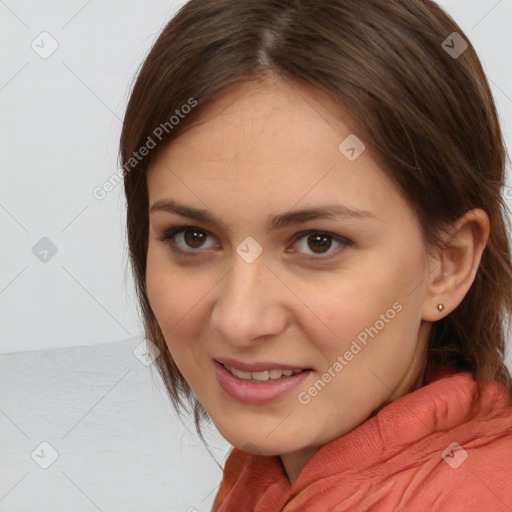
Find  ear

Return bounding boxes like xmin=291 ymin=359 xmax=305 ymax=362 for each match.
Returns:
xmin=421 ymin=208 xmax=490 ymax=322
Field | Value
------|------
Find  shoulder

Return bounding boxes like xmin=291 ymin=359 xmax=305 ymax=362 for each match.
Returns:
xmin=386 ymin=374 xmax=512 ymax=511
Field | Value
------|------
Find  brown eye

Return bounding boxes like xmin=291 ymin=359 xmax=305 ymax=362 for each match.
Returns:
xmin=158 ymin=226 xmax=218 ymax=254
xmin=288 ymin=230 xmax=352 ymax=260
xmin=159 ymin=226 xmax=352 ymax=260
xmin=307 ymin=234 xmax=333 ymax=254
xmin=183 ymin=229 xmax=207 ymax=249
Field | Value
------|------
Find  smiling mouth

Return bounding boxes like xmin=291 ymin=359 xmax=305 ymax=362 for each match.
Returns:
xmin=220 ymin=363 xmax=310 ymax=382
xmin=214 ymin=360 xmax=314 ymax=404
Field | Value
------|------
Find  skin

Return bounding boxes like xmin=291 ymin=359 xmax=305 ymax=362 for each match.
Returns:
xmin=145 ymin=75 xmax=489 ymax=485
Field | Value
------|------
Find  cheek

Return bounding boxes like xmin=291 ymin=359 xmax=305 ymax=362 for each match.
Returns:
xmin=145 ymin=248 xmax=189 ymax=338
xmin=145 ymin=248 xmax=210 ymax=371
xmin=315 ymin=257 xmax=423 ymax=355
xmin=323 ymin=267 xmax=392 ymax=320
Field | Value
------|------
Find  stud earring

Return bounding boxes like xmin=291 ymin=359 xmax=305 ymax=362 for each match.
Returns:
xmin=437 ymin=304 xmax=445 ymax=312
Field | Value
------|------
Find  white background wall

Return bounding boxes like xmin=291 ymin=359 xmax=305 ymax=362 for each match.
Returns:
xmin=1 ymin=2 xmax=512 ymax=511
xmin=0 ymin=338 xmax=231 ymax=512
xmin=0 ymin=0 xmax=511 ymax=356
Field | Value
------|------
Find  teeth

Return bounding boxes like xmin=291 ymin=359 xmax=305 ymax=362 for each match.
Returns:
xmin=252 ymin=370 xmax=270 ymax=381
xmin=226 ymin=365 xmax=303 ymax=381
xmin=270 ymin=369 xmax=284 ymax=379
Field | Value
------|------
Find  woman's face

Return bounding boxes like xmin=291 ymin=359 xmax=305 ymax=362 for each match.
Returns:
xmin=146 ymin=77 xmax=433 ymax=462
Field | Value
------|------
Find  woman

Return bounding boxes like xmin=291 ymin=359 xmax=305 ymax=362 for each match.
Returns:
xmin=120 ymin=0 xmax=512 ymax=509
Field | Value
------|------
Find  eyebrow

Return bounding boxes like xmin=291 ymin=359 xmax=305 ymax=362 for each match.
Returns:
xmin=149 ymin=199 xmax=377 ymax=231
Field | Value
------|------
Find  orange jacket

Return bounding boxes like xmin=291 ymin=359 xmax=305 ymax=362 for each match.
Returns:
xmin=212 ymin=368 xmax=512 ymax=511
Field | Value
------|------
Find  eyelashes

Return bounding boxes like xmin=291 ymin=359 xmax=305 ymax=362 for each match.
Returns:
xmin=157 ymin=225 xmax=353 ymax=261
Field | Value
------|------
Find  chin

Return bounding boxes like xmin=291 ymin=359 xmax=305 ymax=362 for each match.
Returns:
xmin=236 ymin=440 xmax=295 ymax=457
xmin=224 ymin=428 xmax=312 ymax=457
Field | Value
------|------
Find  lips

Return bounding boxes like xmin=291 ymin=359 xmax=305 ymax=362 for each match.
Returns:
xmin=214 ymin=357 xmax=310 ymax=373
xmin=213 ymin=358 xmax=313 ymax=405
xmin=224 ymin=365 xmax=303 ymax=381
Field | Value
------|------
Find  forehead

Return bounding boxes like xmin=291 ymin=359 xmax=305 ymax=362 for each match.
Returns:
xmin=146 ymin=78 xmax=408 ymax=226
xmin=157 ymin=77 xmax=359 ymax=167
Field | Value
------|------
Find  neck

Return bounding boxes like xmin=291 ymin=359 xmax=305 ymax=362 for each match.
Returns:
xmin=278 ymin=445 xmax=320 ymax=485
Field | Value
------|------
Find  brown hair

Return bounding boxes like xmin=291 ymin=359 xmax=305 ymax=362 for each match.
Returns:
xmin=120 ymin=0 xmax=512 ymax=434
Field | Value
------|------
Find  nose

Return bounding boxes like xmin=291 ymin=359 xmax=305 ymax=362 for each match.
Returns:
xmin=210 ymin=252 xmax=289 ymax=348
